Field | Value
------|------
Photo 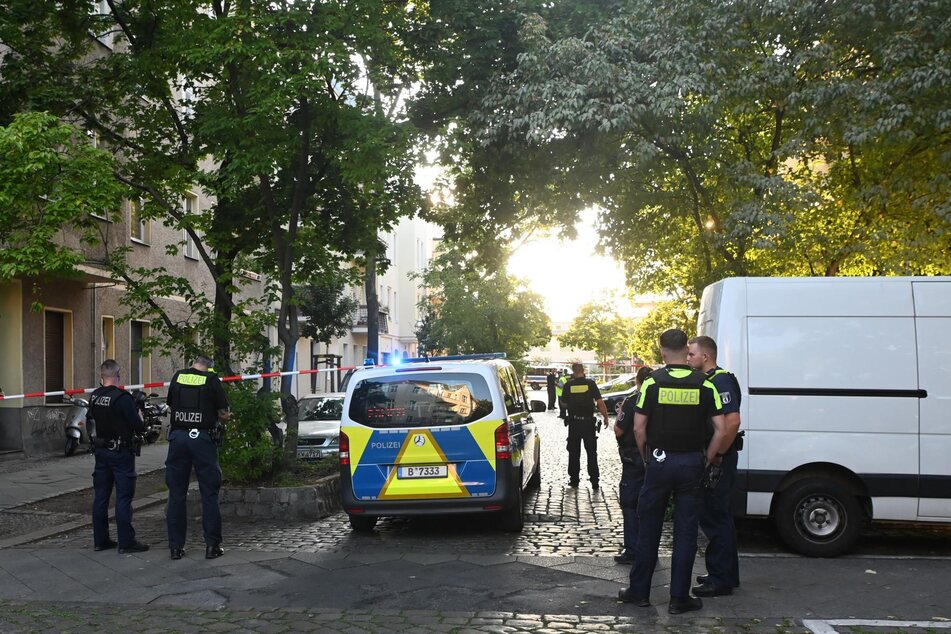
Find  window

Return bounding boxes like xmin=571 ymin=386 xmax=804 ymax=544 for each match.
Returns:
xmin=130 ymin=321 xmax=150 ymax=385
xmin=101 ymin=316 xmax=115 ymax=364
xmin=183 ymin=194 xmax=198 ymax=259
xmin=44 ymin=310 xmax=73 ymax=405
xmin=90 ymin=0 xmax=116 ymax=48
xmin=349 ymin=373 xmax=493 ymax=428
xmin=499 ymin=367 xmax=525 ymax=416
xmin=129 ymin=200 xmax=149 ymax=243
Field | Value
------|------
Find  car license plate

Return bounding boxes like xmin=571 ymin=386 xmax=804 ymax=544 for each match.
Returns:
xmin=297 ymin=448 xmax=323 ymax=459
xmin=397 ymin=465 xmax=448 ymax=479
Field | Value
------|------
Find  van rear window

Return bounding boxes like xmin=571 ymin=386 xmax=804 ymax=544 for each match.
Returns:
xmin=348 ymin=372 xmax=494 ymax=428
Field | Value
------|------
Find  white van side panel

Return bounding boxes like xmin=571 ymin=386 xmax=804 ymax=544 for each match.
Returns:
xmin=747 ymin=317 xmax=918 ymax=391
xmin=746 ymin=278 xmax=915 ymax=317
xmin=914 ymin=281 xmax=951 ymax=517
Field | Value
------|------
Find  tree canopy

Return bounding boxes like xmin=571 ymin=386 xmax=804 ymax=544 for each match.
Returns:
xmin=0 ymin=112 xmax=125 ymax=284
xmin=431 ymin=0 xmax=951 ymax=301
xmin=416 ymin=250 xmax=551 ymax=364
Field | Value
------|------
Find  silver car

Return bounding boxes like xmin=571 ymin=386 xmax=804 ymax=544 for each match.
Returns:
xmin=296 ymin=392 xmax=344 ymax=460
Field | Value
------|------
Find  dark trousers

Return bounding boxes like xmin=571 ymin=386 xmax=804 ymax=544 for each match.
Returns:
xmin=166 ymin=428 xmax=222 ymax=550
xmin=547 ymin=385 xmax=556 ymax=409
xmin=92 ymin=448 xmax=137 ymax=548
xmin=618 ymin=456 xmax=646 ymax=553
xmin=629 ymin=451 xmax=705 ymax=599
xmin=566 ymin=417 xmax=599 ymax=484
xmin=698 ymin=448 xmax=740 ymax=587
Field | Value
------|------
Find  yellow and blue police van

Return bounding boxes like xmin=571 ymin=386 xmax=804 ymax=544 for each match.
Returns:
xmin=338 ymin=353 xmax=546 ymax=532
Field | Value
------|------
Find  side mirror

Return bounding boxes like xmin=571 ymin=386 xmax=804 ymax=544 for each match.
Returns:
xmin=530 ymin=400 xmax=547 ymax=413
xmin=149 ymin=392 xmax=158 ymax=398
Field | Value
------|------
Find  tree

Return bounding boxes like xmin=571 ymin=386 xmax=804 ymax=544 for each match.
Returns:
xmin=0 ymin=112 xmax=125 ymax=285
xmin=1 ymin=1 xmax=425 ymax=460
xmin=558 ymin=302 xmax=623 ymax=371
xmin=416 ymin=249 xmax=551 ymax=365
xmin=298 ymin=276 xmax=359 ymax=347
xmin=422 ymin=0 xmax=951 ymax=304
xmin=628 ymin=301 xmax=697 ymax=364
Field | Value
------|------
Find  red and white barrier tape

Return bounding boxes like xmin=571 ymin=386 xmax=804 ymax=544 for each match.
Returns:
xmin=0 ymin=366 xmax=358 ymax=402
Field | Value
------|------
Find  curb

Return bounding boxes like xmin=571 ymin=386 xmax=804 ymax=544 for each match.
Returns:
xmin=0 ymin=488 xmax=173 ymax=549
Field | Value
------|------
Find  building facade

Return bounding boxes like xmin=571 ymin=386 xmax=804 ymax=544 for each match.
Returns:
xmin=288 ymin=215 xmax=440 ymax=398
xmin=0 ymin=191 xmax=260 ymax=457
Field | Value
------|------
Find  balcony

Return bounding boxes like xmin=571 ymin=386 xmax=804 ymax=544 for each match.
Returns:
xmin=353 ymin=305 xmax=389 ymax=334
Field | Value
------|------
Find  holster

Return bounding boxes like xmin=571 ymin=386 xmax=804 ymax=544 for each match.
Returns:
xmin=210 ymin=423 xmax=226 ymax=448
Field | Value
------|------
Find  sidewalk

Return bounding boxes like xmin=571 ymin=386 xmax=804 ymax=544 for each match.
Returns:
xmin=0 ymin=548 xmax=949 ymax=632
xmin=0 ymin=443 xmax=168 ymax=511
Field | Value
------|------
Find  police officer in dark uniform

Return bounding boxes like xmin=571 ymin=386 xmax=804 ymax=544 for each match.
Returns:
xmin=618 ymin=329 xmax=726 ymax=615
xmin=559 ymin=362 xmax=610 ymax=489
xmin=546 ymin=370 xmax=557 ymax=410
xmin=613 ymin=365 xmax=654 ymax=564
xmin=165 ymin=355 xmax=230 ymax=560
xmin=688 ymin=335 xmax=743 ymax=596
xmin=88 ymin=359 xmax=149 ymax=553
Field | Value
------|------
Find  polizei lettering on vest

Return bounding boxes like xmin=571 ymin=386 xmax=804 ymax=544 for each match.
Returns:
xmin=657 ymin=387 xmax=700 ymax=406
xmin=174 ymin=411 xmax=203 ymax=424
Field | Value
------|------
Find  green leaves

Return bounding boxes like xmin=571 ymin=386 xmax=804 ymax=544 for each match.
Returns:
xmin=416 ymin=248 xmax=551 ymax=362
xmin=0 ymin=112 xmax=125 ymax=282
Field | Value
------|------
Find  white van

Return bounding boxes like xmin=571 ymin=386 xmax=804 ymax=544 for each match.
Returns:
xmin=699 ymin=276 xmax=951 ymax=556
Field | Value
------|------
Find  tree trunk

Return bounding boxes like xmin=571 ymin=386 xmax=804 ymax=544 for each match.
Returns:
xmin=364 ymin=251 xmax=379 ymax=365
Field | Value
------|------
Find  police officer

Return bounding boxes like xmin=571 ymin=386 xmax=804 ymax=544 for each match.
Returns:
xmin=88 ymin=359 xmax=149 ymax=553
xmin=546 ymin=370 xmax=557 ymax=410
xmin=687 ymin=335 xmax=743 ymax=596
xmin=165 ymin=355 xmax=230 ymax=560
xmin=613 ymin=365 xmax=653 ymax=564
xmin=556 ymin=370 xmax=569 ymax=418
xmin=559 ymin=362 xmax=609 ymax=489
xmin=618 ymin=329 xmax=726 ymax=615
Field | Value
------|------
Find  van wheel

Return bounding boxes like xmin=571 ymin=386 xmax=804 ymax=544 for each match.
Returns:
xmin=65 ymin=437 xmax=79 ymax=457
xmin=530 ymin=382 xmax=540 ymax=390
xmin=773 ymin=476 xmax=863 ymax=557
xmin=499 ymin=478 xmax=524 ymax=532
xmin=348 ymin=515 xmax=377 ymax=533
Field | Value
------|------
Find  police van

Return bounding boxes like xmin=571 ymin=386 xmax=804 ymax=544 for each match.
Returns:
xmin=338 ymin=354 xmax=546 ymax=532
xmin=699 ymin=276 xmax=951 ymax=556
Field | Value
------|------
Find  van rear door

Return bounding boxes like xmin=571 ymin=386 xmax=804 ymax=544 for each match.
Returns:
xmin=914 ymin=281 xmax=951 ymax=518
xmin=345 ymin=372 xmax=501 ymax=501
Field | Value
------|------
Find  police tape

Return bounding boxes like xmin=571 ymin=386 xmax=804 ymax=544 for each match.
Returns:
xmin=0 ymin=366 xmax=358 ymax=402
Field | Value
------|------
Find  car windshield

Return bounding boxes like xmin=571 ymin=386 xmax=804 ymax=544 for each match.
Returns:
xmin=299 ymin=397 xmax=343 ymax=421
xmin=348 ymin=372 xmax=494 ymax=428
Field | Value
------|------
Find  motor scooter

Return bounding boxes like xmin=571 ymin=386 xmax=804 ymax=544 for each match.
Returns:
xmin=132 ymin=390 xmax=169 ymax=444
xmin=64 ymin=395 xmax=93 ymax=457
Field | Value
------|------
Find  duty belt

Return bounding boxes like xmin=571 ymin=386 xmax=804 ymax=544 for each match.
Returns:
xmin=567 ymin=414 xmax=594 ymax=421
xmin=93 ymin=437 xmax=131 ymax=451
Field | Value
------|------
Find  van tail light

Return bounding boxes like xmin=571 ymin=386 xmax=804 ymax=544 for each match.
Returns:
xmin=495 ymin=422 xmax=511 ymax=460
xmin=338 ymin=431 xmax=350 ymax=466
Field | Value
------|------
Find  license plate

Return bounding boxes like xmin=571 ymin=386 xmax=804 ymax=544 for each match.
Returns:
xmin=397 ymin=465 xmax=448 ymax=479
xmin=297 ymin=448 xmax=323 ymax=459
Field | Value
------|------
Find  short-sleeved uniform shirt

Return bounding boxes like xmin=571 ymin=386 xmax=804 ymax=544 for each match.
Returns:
xmin=561 ymin=376 xmax=602 ymax=417
xmin=167 ymin=368 xmax=230 ymax=429
xmin=707 ymin=366 xmax=741 ymax=416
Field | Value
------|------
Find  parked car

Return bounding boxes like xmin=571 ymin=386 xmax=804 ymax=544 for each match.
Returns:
xmin=296 ymin=392 xmax=345 ymax=460
xmin=602 ymin=385 xmax=638 ymax=415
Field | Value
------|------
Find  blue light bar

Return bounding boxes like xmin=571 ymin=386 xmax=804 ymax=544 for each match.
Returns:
xmin=399 ymin=352 xmax=507 ymax=364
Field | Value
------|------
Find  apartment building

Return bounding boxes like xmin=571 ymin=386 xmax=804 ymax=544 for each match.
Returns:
xmin=289 ymin=215 xmax=441 ymax=397
xmin=0 ymin=189 xmax=260 ymax=457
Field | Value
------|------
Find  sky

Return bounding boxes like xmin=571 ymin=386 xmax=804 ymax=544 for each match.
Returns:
xmin=507 ymin=208 xmax=632 ymax=324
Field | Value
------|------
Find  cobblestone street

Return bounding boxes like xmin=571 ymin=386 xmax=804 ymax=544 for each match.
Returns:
xmin=29 ymin=410 xmax=658 ymax=557
xmin=3 ymin=406 xmax=951 ymax=632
